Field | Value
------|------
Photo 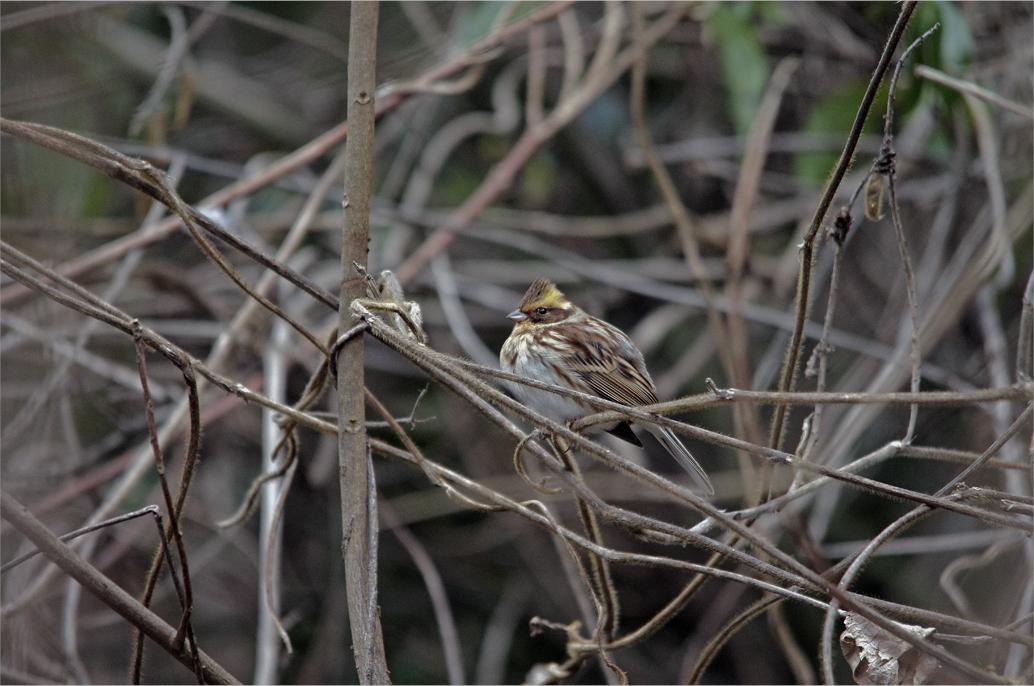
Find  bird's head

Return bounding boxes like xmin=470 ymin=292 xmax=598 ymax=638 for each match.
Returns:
xmin=507 ymin=278 xmax=575 ymax=325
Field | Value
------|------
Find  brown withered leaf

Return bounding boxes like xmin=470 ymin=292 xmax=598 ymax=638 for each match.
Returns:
xmin=840 ymin=612 xmax=940 ymax=685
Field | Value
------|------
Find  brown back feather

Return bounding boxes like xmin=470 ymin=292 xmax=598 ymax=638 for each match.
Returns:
xmin=556 ymin=321 xmax=659 ymax=407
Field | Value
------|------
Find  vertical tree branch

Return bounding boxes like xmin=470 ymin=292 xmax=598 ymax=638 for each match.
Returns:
xmin=768 ymin=0 xmax=918 ymax=452
xmin=337 ymin=2 xmax=388 ymax=684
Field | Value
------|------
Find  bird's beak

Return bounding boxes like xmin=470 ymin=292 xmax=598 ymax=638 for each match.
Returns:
xmin=507 ymin=309 xmax=527 ymax=322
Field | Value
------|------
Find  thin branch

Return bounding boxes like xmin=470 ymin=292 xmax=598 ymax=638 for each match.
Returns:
xmin=350 ymin=307 xmax=1020 ymax=683
xmin=382 ymin=505 xmax=465 ymax=686
xmin=0 ymin=506 xmax=164 ymax=575
xmin=821 ymin=402 xmax=1034 ymax=683
xmin=881 ymin=25 xmax=940 ymax=446
xmin=724 ymin=54 xmax=801 ymax=466
xmin=0 ymin=256 xmax=337 ymax=436
xmin=0 ymin=118 xmax=339 ymax=314
xmin=628 ymin=2 xmax=733 ymax=393
xmin=0 ymin=1 xmax=576 ymax=308
xmin=769 ymin=0 xmax=918 ymax=452
xmin=130 ymin=322 xmax=197 ymax=664
xmin=394 ymin=3 xmax=690 ymax=285
xmin=254 ymin=314 xmax=295 ymax=681
xmin=0 ymin=490 xmax=240 ymax=685
xmin=915 ymin=64 xmax=1034 ymax=120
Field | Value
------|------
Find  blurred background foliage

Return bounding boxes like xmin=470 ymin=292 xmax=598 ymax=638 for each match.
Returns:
xmin=2 ymin=2 xmax=1032 ymax=684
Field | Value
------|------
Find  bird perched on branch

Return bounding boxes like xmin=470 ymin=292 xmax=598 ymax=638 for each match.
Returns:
xmin=500 ymin=278 xmax=714 ymax=495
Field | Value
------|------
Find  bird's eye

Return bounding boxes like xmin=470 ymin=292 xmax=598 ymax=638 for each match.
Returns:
xmin=536 ymin=307 xmax=549 ymax=316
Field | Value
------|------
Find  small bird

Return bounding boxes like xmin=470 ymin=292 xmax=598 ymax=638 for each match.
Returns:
xmin=500 ymin=278 xmax=714 ymax=494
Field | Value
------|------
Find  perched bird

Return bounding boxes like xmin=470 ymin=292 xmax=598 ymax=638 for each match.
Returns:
xmin=500 ymin=278 xmax=714 ymax=494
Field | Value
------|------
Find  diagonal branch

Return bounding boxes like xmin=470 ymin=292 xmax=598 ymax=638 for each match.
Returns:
xmin=0 ymin=490 xmax=240 ymax=685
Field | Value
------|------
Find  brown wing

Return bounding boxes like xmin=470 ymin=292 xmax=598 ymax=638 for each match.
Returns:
xmin=554 ymin=319 xmax=660 ymax=407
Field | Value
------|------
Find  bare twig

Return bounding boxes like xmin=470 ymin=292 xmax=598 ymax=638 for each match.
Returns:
xmin=130 ymin=321 xmax=198 ymax=676
xmin=723 ymin=54 xmax=801 ymax=500
xmin=915 ymin=64 xmax=1034 ymax=120
xmin=394 ymin=3 xmax=690 ymax=285
xmin=382 ymin=505 xmax=465 ymax=686
xmin=0 ymin=1 xmax=576 ymax=308
xmin=820 ymin=402 xmax=1033 ymax=683
xmin=0 ymin=490 xmax=240 ymax=685
xmin=627 ymin=2 xmax=733 ymax=395
xmin=769 ymin=1 xmax=918 ymax=452
xmin=1 ymin=506 xmax=163 ymax=574
xmin=881 ymin=26 xmax=940 ymax=446
xmin=350 ymin=306 xmax=1019 ymax=683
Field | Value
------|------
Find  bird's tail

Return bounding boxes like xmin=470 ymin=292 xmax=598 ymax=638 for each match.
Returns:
xmin=648 ymin=426 xmax=715 ymax=495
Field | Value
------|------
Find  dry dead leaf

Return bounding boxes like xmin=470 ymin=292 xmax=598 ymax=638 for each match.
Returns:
xmin=840 ymin=612 xmax=940 ymax=685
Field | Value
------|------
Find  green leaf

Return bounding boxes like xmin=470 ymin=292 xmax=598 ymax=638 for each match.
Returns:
xmin=935 ymin=0 xmax=974 ymax=72
xmin=706 ymin=3 xmax=770 ymax=135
